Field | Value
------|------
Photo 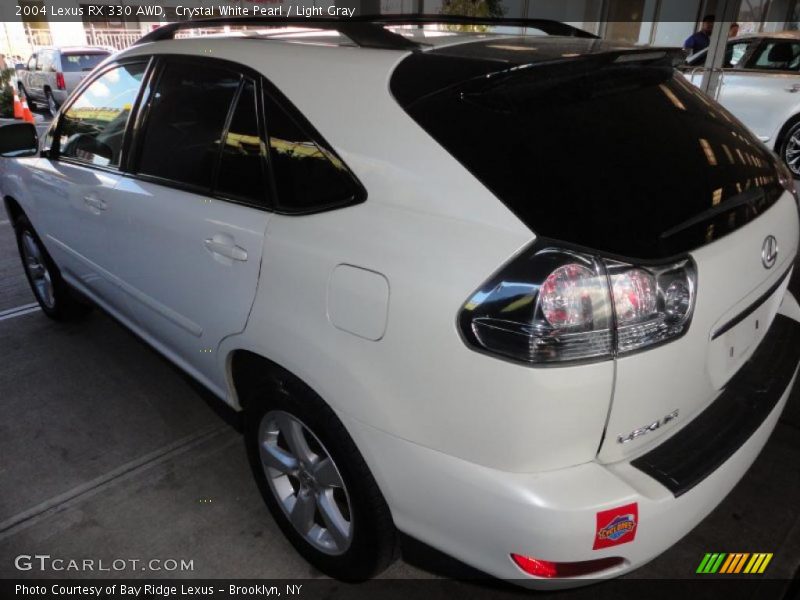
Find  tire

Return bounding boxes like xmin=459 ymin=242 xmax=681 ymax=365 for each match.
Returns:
xmin=45 ymin=89 xmax=58 ymax=117
xmin=14 ymin=214 xmax=90 ymax=321
xmin=779 ymin=118 xmax=800 ymax=179
xmin=244 ymin=375 xmax=397 ymax=581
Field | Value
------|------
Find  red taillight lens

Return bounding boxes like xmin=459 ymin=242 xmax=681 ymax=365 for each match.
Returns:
xmin=462 ymin=251 xmax=614 ymax=364
xmin=606 ymin=260 xmax=696 ymax=354
xmin=56 ymin=72 xmax=66 ymax=90
xmin=610 ymin=268 xmax=657 ymax=325
xmin=511 ymin=553 xmax=624 ymax=578
xmin=540 ymin=263 xmax=601 ymax=329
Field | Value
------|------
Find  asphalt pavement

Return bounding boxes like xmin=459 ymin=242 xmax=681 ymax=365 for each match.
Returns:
xmin=0 ymin=147 xmax=798 ymax=598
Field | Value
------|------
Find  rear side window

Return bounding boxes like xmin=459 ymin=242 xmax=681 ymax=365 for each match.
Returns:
xmin=215 ymin=79 xmax=268 ymax=204
xmin=61 ymin=53 xmax=109 ymax=73
xmin=58 ymin=62 xmax=146 ymax=168
xmin=263 ymin=93 xmax=359 ymax=213
xmin=137 ymin=64 xmax=240 ymax=190
xmin=750 ymin=41 xmax=800 ymax=71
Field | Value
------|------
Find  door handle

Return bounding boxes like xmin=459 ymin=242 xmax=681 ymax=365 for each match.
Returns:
xmin=786 ymin=84 xmax=800 ymax=93
xmin=83 ymin=195 xmax=107 ymax=212
xmin=204 ymin=236 xmax=248 ymax=262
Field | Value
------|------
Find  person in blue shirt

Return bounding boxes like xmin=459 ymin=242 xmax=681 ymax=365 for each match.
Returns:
xmin=684 ymin=15 xmax=715 ymax=54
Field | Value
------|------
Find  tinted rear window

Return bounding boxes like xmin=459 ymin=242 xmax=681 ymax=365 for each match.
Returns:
xmin=137 ymin=63 xmax=240 ymax=190
xmin=61 ymin=53 xmax=109 ymax=72
xmin=392 ymin=51 xmax=785 ymax=260
xmin=263 ymin=93 xmax=359 ymax=213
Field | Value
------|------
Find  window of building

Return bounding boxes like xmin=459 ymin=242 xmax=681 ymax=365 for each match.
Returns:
xmin=736 ymin=0 xmax=769 ymax=34
xmin=137 ymin=63 xmax=240 ymax=190
xmin=58 ymin=62 xmax=146 ymax=168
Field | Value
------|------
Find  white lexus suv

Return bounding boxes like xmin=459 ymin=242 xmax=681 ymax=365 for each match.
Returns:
xmin=1 ymin=16 xmax=799 ymax=587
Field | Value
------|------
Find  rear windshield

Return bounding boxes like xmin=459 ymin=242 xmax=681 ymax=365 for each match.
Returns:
xmin=61 ymin=53 xmax=109 ymax=72
xmin=392 ymin=53 xmax=785 ymax=260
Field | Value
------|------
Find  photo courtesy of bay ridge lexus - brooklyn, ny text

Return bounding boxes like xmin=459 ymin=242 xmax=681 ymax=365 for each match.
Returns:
xmin=0 ymin=1 xmax=800 ymax=599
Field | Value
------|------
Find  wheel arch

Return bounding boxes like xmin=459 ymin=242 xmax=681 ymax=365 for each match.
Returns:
xmin=228 ymin=349 xmax=321 ymax=414
xmin=775 ymin=112 xmax=800 ymax=154
xmin=3 ymin=195 xmax=24 ymax=226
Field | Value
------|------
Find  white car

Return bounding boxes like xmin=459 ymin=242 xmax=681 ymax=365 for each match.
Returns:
xmin=683 ymin=31 xmax=800 ymax=177
xmin=1 ymin=17 xmax=799 ymax=587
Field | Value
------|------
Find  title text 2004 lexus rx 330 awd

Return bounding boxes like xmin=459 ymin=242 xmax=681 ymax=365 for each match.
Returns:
xmin=1 ymin=17 xmax=799 ymax=587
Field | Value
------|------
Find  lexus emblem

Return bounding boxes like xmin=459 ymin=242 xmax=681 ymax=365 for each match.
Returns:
xmin=762 ymin=236 xmax=778 ymax=269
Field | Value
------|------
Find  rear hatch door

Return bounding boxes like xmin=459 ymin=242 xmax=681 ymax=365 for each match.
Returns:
xmin=392 ymin=36 xmax=800 ymax=462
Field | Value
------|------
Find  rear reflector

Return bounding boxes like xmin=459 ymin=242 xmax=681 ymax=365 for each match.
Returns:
xmin=511 ymin=553 xmax=625 ymax=578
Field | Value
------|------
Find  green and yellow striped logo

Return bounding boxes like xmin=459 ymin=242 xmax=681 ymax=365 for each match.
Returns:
xmin=696 ymin=553 xmax=773 ymax=574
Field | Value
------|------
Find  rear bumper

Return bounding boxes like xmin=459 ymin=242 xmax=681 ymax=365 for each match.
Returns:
xmin=344 ymin=302 xmax=800 ymax=588
xmin=632 ymin=313 xmax=800 ymax=496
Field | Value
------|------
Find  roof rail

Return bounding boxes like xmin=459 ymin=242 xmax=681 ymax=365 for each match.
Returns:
xmin=134 ymin=17 xmax=423 ymax=50
xmin=134 ymin=14 xmax=597 ymax=49
xmin=371 ymin=15 xmax=597 ymax=38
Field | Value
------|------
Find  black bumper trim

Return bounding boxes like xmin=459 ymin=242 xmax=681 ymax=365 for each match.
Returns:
xmin=631 ymin=312 xmax=800 ymax=497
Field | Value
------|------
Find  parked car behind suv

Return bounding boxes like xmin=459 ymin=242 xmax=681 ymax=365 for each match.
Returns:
xmin=1 ymin=17 xmax=799 ymax=587
xmin=17 ymin=46 xmax=111 ymax=116
xmin=682 ymin=31 xmax=800 ymax=177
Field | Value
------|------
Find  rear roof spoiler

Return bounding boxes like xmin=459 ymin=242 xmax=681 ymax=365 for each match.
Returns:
xmin=134 ymin=15 xmax=598 ymax=51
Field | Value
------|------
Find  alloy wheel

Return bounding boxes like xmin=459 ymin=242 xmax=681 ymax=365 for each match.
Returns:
xmin=785 ymin=127 xmax=800 ymax=176
xmin=258 ymin=410 xmax=353 ymax=555
xmin=21 ymin=231 xmax=55 ymax=309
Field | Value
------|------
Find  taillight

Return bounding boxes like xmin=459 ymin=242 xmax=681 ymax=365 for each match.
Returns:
xmin=55 ymin=72 xmax=66 ymax=90
xmin=606 ymin=258 xmax=696 ymax=355
xmin=459 ymin=245 xmax=696 ymax=365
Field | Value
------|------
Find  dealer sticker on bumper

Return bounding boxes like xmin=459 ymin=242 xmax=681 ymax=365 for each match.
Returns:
xmin=593 ymin=503 xmax=638 ymax=550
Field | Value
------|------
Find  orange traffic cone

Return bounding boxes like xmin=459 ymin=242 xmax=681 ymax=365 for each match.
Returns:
xmin=13 ymin=88 xmax=23 ymax=120
xmin=21 ymin=95 xmax=35 ymax=124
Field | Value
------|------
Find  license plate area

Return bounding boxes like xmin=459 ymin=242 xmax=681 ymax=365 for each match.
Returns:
xmin=707 ymin=272 xmax=791 ymax=390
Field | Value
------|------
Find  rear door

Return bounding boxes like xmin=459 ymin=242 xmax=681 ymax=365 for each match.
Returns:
xmin=103 ymin=57 xmax=271 ymax=394
xmin=20 ymin=54 xmax=36 ymax=92
xmin=35 ymin=50 xmax=57 ymax=98
xmin=25 ymin=52 xmax=44 ymax=100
